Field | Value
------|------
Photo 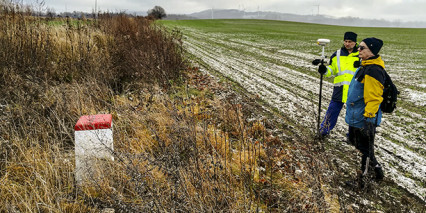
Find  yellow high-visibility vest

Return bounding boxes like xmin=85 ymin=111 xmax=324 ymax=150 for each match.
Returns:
xmin=325 ymin=49 xmax=359 ymax=103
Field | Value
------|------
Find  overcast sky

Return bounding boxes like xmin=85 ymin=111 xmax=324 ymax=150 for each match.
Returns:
xmin=40 ymin=0 xmax=425 ymax=22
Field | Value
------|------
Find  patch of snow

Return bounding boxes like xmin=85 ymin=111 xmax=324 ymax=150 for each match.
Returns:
xmin=403 ymin=88 xmax=426 ymax=106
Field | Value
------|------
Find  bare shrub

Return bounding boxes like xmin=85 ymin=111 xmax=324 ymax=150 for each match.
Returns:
xmin=99 ymin=14 xmax=184 ymax=92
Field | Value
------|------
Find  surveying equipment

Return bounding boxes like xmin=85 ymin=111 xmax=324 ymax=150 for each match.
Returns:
xmin=313 ymin=38 xmax=330 ymax=137
xmin=317 ymin=39 xmax=330 ymax=46
xmin=313 ymin=39 xmax=330 ymax=63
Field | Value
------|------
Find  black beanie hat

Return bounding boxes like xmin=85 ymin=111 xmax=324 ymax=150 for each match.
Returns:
xmin=362 ymin=37 xmax=383 ymax=56
xmin=344 ymin=31 xmax=357 ymax=42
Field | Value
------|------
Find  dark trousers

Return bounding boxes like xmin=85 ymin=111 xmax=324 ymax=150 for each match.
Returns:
xmin=348 ymin=126 xmax=379 ymax=173
xmin=320 ymin=100 xmax=344 ymax=136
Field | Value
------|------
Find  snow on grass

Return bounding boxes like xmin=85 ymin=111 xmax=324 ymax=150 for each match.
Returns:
xmin=403 ymin=88 xmax=426 ymax=106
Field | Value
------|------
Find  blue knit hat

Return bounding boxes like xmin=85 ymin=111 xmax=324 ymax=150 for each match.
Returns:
xmin=362 ymin=37 xmax=383 ymax=56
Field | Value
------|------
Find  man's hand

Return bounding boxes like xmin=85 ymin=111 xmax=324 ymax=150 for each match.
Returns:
xmin=318 ymin=64 xmax=327 ymax=75
xmin=312 ymin=59 xmax=322 ymax=65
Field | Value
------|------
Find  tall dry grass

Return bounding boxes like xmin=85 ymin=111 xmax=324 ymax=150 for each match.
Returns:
xmin=0 ymin=1 xmax=334 ymax=212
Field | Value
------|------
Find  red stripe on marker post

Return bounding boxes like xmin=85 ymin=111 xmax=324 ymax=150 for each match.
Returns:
xmin=74 ymin=114 xmax=112 ymax=131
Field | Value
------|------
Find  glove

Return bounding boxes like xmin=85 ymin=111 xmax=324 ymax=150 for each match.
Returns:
xmin=312 ymin=59 xmax=322 ymax=65
xmin=353 ymin=60 xmax=361 ymax=68
xmin=318 ymin=64 xmax=327 ymax=75
xmin=362 ymin=118 xmax=375 ymax=136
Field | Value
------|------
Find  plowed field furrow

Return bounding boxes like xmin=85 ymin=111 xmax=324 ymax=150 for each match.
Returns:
xmin=186 ymin=41 xmax=317 ymax=124
xmin=186 ymin=32 xmax=333 ymax=100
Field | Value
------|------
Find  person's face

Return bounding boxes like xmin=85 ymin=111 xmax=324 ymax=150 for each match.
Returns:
xmin=344 ymin=40 xmax=356 ymax=50
xmin=358 ymin=42 xmax=375 ymax=60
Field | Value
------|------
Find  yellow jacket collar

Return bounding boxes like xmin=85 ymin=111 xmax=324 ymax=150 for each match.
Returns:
xmin=361 ymin=56 xmax=385 ymax=69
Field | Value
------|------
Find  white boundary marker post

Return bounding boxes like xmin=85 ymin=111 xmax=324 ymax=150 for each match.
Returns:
xmin=74 ymin=114 xmax=113 ymax=185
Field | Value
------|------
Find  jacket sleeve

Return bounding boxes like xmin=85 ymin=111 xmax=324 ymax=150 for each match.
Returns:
xmin=325 ymin=52 xmax=338 ymax=77
xmin=363 ymin=69 xmax=384 ymax=118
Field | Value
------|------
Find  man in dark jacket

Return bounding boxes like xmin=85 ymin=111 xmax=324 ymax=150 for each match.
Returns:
xmin=345 ymin=37 xmax=385 ymax=187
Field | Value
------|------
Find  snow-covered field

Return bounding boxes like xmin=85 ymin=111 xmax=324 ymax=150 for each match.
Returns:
xmin=177 ymin=26 xmax=426 ymax=201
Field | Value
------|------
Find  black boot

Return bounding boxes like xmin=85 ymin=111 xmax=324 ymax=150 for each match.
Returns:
xmin=374 ymin=165 xmax=384 ymax=181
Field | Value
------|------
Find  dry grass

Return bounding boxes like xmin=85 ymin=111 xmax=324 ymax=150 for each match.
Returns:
xmin=0 ymin=1 xmax=334 ymax=212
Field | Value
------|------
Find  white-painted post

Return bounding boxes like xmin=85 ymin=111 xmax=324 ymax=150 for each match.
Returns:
xmin=74 ymin=114 xmax=114 ymax=185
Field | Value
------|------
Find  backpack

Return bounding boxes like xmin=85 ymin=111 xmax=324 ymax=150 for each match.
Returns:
xmin=381 ymin=70 xmax=399 ymax=113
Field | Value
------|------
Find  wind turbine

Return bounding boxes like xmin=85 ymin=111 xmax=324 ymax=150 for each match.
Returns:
xmin=313 ymin=0 xmax=320 ymax=15
xmin=257 ymin=5 xmax=260 ymax=18
xmin=211 ymin=8 xmax=214 ymax=19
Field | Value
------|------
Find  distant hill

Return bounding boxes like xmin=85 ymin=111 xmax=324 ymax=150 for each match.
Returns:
xmin=165 ymin=9 xmax=426 ymax=28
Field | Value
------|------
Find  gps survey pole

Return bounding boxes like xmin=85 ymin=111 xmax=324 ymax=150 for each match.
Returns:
xmin=318 ymin=64 xmax=324 ymax=136
xmin=313 ymin=39 xmax=330 ymax=137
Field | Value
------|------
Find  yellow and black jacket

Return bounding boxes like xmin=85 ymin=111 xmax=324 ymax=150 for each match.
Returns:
xmin=345 ymin=56 xmax=386 ymax=128
xmin=326 ymin=46 xmax=360 ymax=103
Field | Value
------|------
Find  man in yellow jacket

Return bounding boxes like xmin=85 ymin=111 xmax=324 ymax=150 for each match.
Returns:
xmin=346 ymin=37 xmax=385 ymax=187
xmin=318 ymin=32 xmax=360 ymax=137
